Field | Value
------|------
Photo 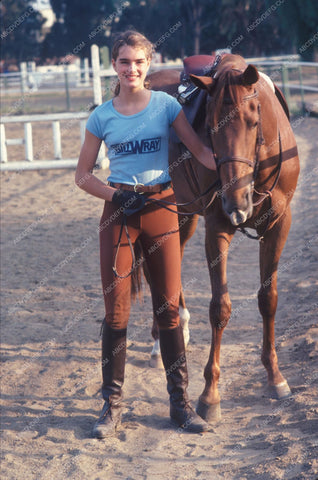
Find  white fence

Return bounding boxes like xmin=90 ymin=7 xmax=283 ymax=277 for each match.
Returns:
xmin=1 ymin=45 xmax=317 ymax=172
xmin=0 ymin=111 xmax=106 ymax=171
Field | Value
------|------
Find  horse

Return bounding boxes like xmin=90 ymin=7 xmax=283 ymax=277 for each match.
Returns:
xmin=146 ymin=53 xmax=300 ymax=422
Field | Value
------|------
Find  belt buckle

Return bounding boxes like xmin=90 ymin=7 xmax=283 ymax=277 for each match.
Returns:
xmin=134 ymin=182 xmax=145 ymax=194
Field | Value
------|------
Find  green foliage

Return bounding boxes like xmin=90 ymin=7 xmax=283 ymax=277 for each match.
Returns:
xmin=211 ymin=0 xmax=292 ymax=57
xmin=1 ymin=0 xmax=44 ymax=62
xmin=1 ymin=0 xmax=317 ymax=62
xmin=111 ymin=0 xmax=185 ymax=58
xmin=279 ymin=0 xmax=318 ymax=60
xmin=41 ymin=0 xmax=116 ymax=59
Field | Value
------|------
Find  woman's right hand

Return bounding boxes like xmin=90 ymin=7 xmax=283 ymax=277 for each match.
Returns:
xmin=112 ymin=189 xmax=146 ymax=216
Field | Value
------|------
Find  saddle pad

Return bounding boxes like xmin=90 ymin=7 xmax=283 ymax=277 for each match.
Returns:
xmin=170 ymin=88 xmax=208 ymax=143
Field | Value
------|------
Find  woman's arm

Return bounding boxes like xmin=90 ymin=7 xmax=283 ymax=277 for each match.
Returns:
xmin=172 ymin=110 xmax=216 ymax=170
xmin=75 ymin=129 xmax=116 ymax=201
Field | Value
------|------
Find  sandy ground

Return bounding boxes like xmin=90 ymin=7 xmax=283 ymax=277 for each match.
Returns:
xmin=1 ymin=116 xmax=317 ymax=480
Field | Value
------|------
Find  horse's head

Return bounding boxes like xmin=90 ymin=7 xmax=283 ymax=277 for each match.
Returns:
xmin=191 ymin=56 xmax=262 ymax=226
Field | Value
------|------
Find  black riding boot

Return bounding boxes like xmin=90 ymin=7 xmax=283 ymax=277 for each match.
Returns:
xmin=159 ymin=324 xmax=209 ymax=433
xmin=92 ymin=320 xmax=127 ymax=439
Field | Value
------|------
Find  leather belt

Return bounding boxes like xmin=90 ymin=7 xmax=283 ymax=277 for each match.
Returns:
xmin=109 ymin=181 xmax=171 ymax=194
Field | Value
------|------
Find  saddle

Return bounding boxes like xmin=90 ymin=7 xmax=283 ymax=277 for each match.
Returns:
xmin=177 ymin=54 xmax=216 ymax=105
xmin=171 ymin=55 xmax=216 ymax=143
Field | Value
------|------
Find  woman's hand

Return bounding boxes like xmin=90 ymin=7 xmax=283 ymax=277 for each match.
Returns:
xmin=112 ymin=189 xmax=146 ymax=216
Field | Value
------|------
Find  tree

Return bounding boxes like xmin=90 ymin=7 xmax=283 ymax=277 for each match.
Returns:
xmin=279 ymin=0 xmax=318 ymax=60
xmin=111 ymin=0 xmax=181 ymax=58
xmin=41 ymin=0 xmax=117 ymax=60
xmin=179 ymin=0 xmax=216 ymax=55
xmin=202 ymin=0 xmax=292 ymax=57
xmin=113 ymin=0 xmax=296 ymax=59
xmin=1 ymin=0 xmax=44 ymax=63
xmin=22 ymin=0 xmax=317 ymax=63
xmin=113 ymin=0 xmax=216 ymax=58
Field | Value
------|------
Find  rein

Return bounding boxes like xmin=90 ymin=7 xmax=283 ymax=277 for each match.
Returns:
xmin=145 ymin=178 xmax=220 ymax=215
xmin=239 ymin=131 xmax=283 ymax=241
xmin=112 ymin=179 xmax=221 ymax=278
xmin=112 ymin=215 xmax=137 ymax=279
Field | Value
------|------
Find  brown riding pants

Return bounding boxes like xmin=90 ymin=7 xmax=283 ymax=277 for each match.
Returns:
xmin=99 ymin=188 xmax=181 ymax=330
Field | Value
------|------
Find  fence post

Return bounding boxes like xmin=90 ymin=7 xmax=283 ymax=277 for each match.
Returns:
xmin=75 ymin=58 xmax=81 ymax=85
xmin=91 ymin=44 xmax=102 ymax=106
xmin=80 ymin=119 xmax=86 ymax=144
xmin=64 ymin=66 xmax=71 ymax=111
xmin=20 ymin=62 xmax=28 ymax=113
xmin=27 ymin=61 xmax=37 ymax=91
xmin=52 ymin=121 xmax=62 ymax=159
xmin=83 ymin=57 xmax=90 ymax=86
xmin=24 ymin=122 xmax=33 ymax=161
xmin=298 ymin=65 xmax=306 ymax=113
xmin=0 ymin=124 xmax=7 ymax=163
xmin=281 ymin=64 xmax=291 ymax=108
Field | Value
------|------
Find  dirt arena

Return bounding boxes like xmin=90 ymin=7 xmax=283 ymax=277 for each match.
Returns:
xmin=1 ymin=116 xmax=317 ymax=479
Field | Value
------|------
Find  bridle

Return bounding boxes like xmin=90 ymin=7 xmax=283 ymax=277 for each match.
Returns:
xmin=207 ymin=76 xmax=283 ymax=241
xmin=209 ymin=89 xmax=265 ymax=182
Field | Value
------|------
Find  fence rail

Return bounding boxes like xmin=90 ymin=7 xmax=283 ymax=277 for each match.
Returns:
xmin=0 ymin=111 xmax=108 ymax=171
xmin=1 ymin=46 xmax=317 ymax=171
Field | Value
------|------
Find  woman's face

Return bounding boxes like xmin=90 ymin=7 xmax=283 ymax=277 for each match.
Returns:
xmin=112 ymin=45 xmax=151 ymax=91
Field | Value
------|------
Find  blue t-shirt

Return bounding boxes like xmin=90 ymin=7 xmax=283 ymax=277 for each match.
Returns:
xmin=86 ymin=90 xmax=182 ymax=185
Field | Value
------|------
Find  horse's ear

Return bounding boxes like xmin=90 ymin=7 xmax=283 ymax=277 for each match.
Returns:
xmin=242 ymin=64 xmax=259 ymax=86
xmin=190 ymin=74 xmax=215 ymax=92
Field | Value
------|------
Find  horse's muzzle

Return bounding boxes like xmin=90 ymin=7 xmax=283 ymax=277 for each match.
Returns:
xmin=222 ymin=187 xmax=254 ymax=226
xmin=228 ymin=208 xmax=249 ymax=226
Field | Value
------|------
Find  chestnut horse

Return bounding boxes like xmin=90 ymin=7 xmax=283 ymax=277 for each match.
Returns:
xmin=147 ymin=54 xmax=300 ymax=422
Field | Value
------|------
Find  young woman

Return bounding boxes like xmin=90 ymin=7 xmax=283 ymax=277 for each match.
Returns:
xmin=75 ymin=30 xmax=216 ymax=438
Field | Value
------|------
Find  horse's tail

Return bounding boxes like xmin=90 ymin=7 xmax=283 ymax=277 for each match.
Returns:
xmin=131 ymin=239 xmax=144 ymax=301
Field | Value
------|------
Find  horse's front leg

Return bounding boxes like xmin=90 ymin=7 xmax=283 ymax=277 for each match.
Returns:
xmin=258 ymin=209 xmax=292 ymax=399
xmin=196 ymin=216 xmax=234 ymax=422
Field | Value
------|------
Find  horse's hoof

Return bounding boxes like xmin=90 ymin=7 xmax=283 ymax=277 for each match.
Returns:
xmin=149 ymin=354 xmax=163 ymax=369
xmin=196 ymin=399 xmax=221 ymax=423
xmin=269 ymin=380 xmax=292 ymax=399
